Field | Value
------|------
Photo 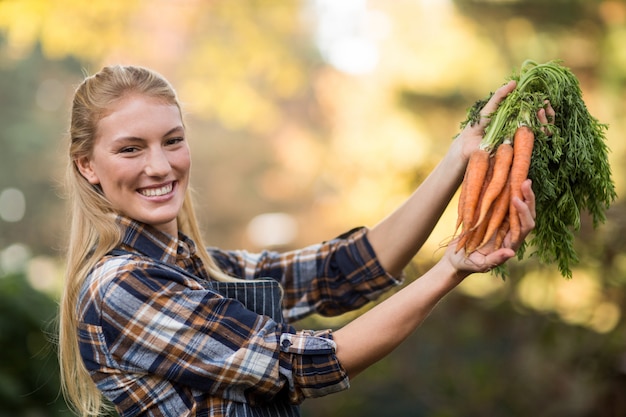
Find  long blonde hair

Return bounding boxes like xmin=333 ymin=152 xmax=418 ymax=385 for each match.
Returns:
xmin=59 ymin=65 xmax=235 ymax=416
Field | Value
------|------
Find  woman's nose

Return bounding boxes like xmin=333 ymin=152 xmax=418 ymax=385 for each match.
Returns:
xmin=144 ymin=148 xmax=171 ymax=177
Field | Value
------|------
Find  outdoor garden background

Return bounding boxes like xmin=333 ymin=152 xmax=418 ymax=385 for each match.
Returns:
xmin=1 ymin=1 xmax=625 ymax=416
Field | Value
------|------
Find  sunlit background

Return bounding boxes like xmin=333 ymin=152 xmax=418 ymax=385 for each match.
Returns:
xmin=1 ymin=0 xmax=625 ymax=416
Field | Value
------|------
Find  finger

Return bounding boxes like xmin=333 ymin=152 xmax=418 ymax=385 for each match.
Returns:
xmin=481 ymin=248 xmax=515 ymax=271
xmin=537 ymin=107 xmax=548 ymax=125
xmin=502 ymin=180 xmax=536 ymax=250
xmin=508 ymin=194 xmax=535 ymax=253
xmin=544 ymin=100 xmax=556 ymax=123
xmin=512 ymin=196 xmax=535 ymax=234
xmin=520 ymin=179 xmax=536 ymax=219
xmin=478 ymin=80 xmax=516 ymax=125
xmin=539 ymin=100 xmax=556 ymax=136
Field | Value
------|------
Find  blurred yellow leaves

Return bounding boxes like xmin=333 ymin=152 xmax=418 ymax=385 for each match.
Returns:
xmin=458 ymin=265 xmax=622 ymax=334
xmin=517 ymin=268 xmax=621 ymax=333
xmin=0 ymin=0 xmax=140 ymax=61
xmin=177 ymin=1 xmax=308 ymax=132
xmin=373 ymin=0 xmax=505 ymax=95
xmin=458 ymin=272 xmax=506 ymax=299
xmin=0 ymin=0 xmax=308 ymax=133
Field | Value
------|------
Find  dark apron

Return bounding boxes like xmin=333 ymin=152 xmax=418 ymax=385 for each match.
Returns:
xmin=108 ymin=249 xmax=285 ymax=323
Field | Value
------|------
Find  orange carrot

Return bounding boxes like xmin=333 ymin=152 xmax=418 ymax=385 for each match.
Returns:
xmin=456 ymin=156 xmax=494 ymax=253
xmin=473 ymin=141 xmax=513 ymax=229
xmin=494 ymin=218 xmax=510 ymax=250
xmin=466 ymin=205 xmax=491 ymax=254
xmin=478 ymin=173 xmax=512 ymax=249
xmin=460 ymin=149 xmax=491 ymax=232
xmin=455 ymin=165 xmax=471 ymax=233
xmin=508 ymin=125 xmax=535 ymax=242
xmin=455 ymin=230 xmax=471 ymax=253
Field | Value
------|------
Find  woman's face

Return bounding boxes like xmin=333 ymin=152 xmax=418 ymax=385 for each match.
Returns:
xmin=77 ymin=94 xmax=190 ymax=236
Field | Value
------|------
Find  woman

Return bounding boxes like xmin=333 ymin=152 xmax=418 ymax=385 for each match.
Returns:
xmin=59 ymin=65 xmax=547 ymax=417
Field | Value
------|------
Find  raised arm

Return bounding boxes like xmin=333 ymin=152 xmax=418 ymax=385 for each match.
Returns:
xmin=367 ymin=80 xmax=517 ymax=276
xmin=333 ymin=80 xmax=545 ymax=379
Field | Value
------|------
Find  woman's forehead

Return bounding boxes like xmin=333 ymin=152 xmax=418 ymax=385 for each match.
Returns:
xmin=96 ymin=94 xmax=183 ymax=140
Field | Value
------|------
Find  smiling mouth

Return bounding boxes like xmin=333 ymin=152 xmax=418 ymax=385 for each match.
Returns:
xmin=139 ymin=182 xmax=174 ymax=197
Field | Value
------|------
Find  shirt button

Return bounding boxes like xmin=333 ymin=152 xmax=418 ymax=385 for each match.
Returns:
xmin=281 ymin=339 xmax=292 ymax=349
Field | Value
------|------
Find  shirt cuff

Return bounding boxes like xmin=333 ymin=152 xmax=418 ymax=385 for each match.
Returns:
xmin=341 ymin=227 xmax=404 ymax=300
xmin=278 ymin=329 xmax=350 ymax=403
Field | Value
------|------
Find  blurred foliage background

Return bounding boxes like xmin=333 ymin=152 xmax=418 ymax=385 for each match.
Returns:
xmin=0 ymin=0 xmax=625 ymax=416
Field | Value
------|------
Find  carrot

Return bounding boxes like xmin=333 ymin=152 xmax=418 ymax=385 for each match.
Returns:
xmin=473 ymin=141 xmax=513 ymax=229
xmin=494 ymin=218 xmax=510 ymax=250
xmin=455 ymin=230 xmax=471 ymax=253
xmin=478 ymin=173 xmax=512 ymax=249
xmin=466 ymin=205 xmax=491 ymax=254
xmin=455 ymin=165 xmax=471 ymax=233
xmin=459 ymin=149 xmax=491 ymax=232
xmin=508 ymin=125 xmax=535 ymax=242
xmin=456 ymin=156 xmax=494 ymax=254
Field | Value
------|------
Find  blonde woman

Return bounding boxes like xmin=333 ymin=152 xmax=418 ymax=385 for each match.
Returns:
xmin=59 ymin=65 xmax=544 ymax=417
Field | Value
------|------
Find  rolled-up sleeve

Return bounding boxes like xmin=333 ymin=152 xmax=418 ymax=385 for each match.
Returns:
xmin=278 ymin=330 xmax=349 ymax=403
xmin=210 ymin=227 xmax=403 ymax=321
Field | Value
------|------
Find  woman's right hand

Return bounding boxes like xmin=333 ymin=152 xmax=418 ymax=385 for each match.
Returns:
xmin=452 ymin=80 xmax=517 ymax=163
xmin=445 ymin=178 xmax=536 ymax=279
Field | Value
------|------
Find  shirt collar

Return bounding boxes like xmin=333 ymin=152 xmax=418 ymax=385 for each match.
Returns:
xmin=115 ymin=215 xmax=197 ymax=266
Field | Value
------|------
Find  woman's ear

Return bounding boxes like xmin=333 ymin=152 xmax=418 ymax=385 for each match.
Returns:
xmin=75 ymin=156 xmax=100 ymax=185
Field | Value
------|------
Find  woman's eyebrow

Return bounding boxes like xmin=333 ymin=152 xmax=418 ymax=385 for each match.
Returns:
xmin=163 ymin=126 xmax=185 ymax=137
xmin=111 ymin=135 xmax=145 ymax=144
xmin=111 ymin=126 xmax=185 ymax=143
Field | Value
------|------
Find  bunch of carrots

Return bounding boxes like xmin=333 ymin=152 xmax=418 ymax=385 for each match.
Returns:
xmin=455 ymin=125 xmax=534 ymax=255
xmin=452 ymin=60 xmax=616 ymax=278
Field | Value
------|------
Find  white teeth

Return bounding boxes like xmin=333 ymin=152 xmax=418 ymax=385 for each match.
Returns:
xmin=140 ymin=183 xmax=173 ymax=197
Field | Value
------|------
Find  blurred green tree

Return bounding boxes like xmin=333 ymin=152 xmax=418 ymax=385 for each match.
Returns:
xmin=0 ymin=272 xmax=68 ymax=416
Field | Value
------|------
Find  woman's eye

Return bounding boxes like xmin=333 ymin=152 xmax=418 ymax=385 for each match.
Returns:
xmin=166 ymin=137 xmax=184 ymax=146
xmin=119 ymin=146 xmax=138 ymax=154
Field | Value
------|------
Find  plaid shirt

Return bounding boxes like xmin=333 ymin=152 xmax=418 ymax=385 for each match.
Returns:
xmin=77 ymin=216 xmax=401 ymax=416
